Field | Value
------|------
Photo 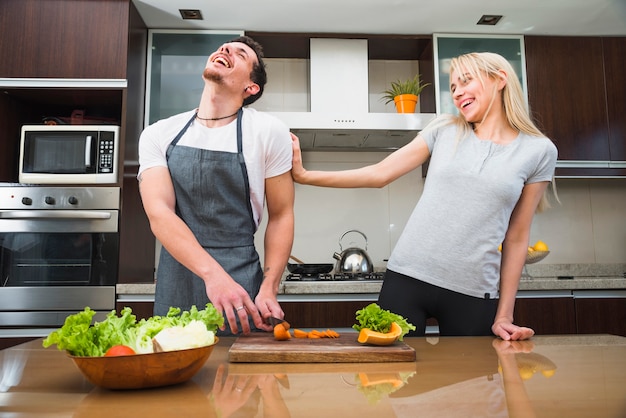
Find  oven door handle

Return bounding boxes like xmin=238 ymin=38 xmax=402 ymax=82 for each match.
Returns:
xmin=0 ymin=210 xmax=111 ymax=220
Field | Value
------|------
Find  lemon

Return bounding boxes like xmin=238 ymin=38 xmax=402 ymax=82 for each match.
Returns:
xmin=527 ymin=246 xmax=535 ymax=253
xmin=519 ymin=367 xmax=535 ymax=380
xmin=498 ymin=244 xmax=502 ymax=252
xmin=533 ymin=240 xmax=549 ymax=252
xmin=541 ymin=369 xmax=556 ymax=378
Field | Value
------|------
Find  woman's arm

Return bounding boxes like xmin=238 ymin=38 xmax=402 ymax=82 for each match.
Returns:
xmin=493 ymin=181 xmax=550 ymax=340
xmin=291 ymin=133 xmax=431 ymax=188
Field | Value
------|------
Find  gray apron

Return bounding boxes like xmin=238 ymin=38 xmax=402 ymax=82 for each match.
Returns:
xmin=154 ymin=109 xmax=263 ymax=333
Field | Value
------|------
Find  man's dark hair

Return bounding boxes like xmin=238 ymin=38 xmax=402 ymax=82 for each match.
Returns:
xmin=230 ymin=36 xmax=267 ymax=106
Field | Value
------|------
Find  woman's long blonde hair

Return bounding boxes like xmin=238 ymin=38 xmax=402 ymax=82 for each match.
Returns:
xmin=426 ymin=52 xmax=557 ymax=212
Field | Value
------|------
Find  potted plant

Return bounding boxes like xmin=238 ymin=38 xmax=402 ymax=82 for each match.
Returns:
xmin=381 ymin=74 xmax=430 ymax=113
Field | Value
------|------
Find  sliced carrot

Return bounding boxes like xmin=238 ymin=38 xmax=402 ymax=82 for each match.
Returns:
xmin=278 ymin=327 xmax=340 ymax=339
xmin=273 ymin=323 xmax=291 ymax=340
xmin=293 ymin=329 xmax=309 ymax=338
xmin=326 ymin=329 xmax=340 ymax=338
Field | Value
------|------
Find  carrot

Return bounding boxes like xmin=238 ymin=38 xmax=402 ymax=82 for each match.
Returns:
xmin=308 ymin=330 xmax=324 ymax=338
xmin=293 ymin=329 xmax=309 ymax=338
xmin=276 ymin=327 xmax=340 ymax=340
xmin=273 ymin=323 xmax=291 ymax=340
xmin=326 ymin=329 xmax=340 ymax=338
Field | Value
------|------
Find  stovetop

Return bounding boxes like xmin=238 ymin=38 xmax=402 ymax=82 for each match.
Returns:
xmin=284 ymin=272 xmax=385 ymax=282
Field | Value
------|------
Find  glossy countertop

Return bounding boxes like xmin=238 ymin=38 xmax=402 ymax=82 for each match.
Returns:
xmin=1 ymin=334 xmax=625 ymax=417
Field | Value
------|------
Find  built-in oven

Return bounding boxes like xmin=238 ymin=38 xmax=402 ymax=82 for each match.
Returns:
xmin=0 ymin=185 xmax=119 ymax=336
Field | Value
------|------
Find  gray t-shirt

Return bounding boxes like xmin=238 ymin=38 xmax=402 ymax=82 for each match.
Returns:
xmin=387 ymin=122 xmax=558 ymax=299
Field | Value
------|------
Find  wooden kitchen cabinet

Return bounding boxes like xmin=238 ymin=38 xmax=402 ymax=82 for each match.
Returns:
xmin=0 ymin=0 xmax=130 ymax=79
xmin=116 ymin=301 xmax=155 ymax=321
xmin=525 ymin=36 xmax=626 ymax=176
xmin=603 ymin=37 xmax=626 ymax=163
xmin=575 ymin=296 xmax=626 ymax=337
xmin=0 ymin=337 xmax=38 ymax=351
xmin=514 ymin=297 xmax=577 ymax=335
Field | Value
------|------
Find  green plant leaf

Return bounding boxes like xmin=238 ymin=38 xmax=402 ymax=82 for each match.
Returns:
xmin=380 ymin=74 xmax=430 ymax=104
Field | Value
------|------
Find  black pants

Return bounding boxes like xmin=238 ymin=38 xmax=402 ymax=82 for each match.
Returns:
xmin=378 ymin=270 xmax=498 ymax=337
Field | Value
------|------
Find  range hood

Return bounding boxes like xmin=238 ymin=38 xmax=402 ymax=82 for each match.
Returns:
xmin=268 ymin=38 xmax=436 ymax=151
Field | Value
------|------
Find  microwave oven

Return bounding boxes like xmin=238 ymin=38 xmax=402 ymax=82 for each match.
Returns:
xmin=19 ymin=125 xmax=119 ymax=184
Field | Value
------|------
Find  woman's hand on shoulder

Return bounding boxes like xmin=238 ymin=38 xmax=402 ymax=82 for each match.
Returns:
xmin=290 ymin=132 xmax=306 ymax=183
xmin=492 ymin=319 xmax=535 ymax=341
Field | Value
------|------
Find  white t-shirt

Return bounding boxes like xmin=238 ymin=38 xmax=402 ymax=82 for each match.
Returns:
xmin=387 ymin=121 xmax=558 ymax=299
xmin=138 ymin=108 xmax=292 ymax=227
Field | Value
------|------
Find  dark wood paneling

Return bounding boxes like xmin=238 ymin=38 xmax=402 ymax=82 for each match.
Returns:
xmin=575 ymin=298 xmax=626 ymax=337
xmin=246 ymin=32 xmax=432 ymax=60
xmin=514 ymin=298 xmax=577 ymax=335
xmin=116 ymin=301 xmax=154 ymax=321
xmin=117 ymin=3 xmax=153 ymax=284
xmin=525 ymin=36 xmax=610 ymax=161
xmin=0 ymin=337 xmax=38 ymax=350
xmin=603 ymin=37 xmax=626 ymax=161
xmin=0 ymin=0 xmax=129 ymax=78
xmin=118 ymin=165 xmax=155 ymax=283
xmin=281 ymin=301 xmax=374 ymax=328
xmin=0 ymin=94 xmax=22 ymax=182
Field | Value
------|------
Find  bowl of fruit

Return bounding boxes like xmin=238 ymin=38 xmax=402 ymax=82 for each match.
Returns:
xmin=43 ymin=304 xmax=223 ymax=390
xmin=526 ymin=240 xmax=550 ymax=264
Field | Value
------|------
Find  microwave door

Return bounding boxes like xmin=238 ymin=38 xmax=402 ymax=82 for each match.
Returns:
xmin=85 ymin=135 xmax=93 ymax=168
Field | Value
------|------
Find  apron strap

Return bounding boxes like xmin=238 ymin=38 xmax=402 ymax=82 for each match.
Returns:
xmin=166 ymin=112 xmax=197 ymax=161
xmin=236 ymin=108 xmax=256 ymax=231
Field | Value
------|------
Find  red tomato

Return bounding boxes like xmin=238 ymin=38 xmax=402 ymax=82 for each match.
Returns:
xmin=104 ymin=345 xmax=136 ymax=356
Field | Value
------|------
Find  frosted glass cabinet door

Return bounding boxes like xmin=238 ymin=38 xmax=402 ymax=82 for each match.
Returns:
xmin=145 ymin=30 xmax=243 ymax=127
xmin=433 ymin=34 xmax=527 ymax=115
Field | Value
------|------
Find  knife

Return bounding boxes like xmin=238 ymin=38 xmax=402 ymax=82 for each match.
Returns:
xmin=267 ymin=316 xmax=286 ymax=327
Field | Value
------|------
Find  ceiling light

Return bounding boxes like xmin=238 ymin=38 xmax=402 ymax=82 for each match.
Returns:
xmin=477 ymin=15 xmax=502 ymax=25
xmin=179 ymin=9 xmax=203 ymax=20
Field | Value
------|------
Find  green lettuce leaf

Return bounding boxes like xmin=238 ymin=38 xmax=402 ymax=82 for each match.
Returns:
xmin=42 ymin=303 xmax=224 ymax=356
xmin=352 ymin=303 xmax=416 ymax=340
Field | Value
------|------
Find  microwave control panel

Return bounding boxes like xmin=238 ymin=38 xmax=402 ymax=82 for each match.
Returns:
xmin=97 ymin=131 xmax=115 ymax=173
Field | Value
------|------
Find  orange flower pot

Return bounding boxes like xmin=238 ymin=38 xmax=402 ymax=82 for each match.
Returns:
xmin=393 ymin=94 xmax=418 ymax=113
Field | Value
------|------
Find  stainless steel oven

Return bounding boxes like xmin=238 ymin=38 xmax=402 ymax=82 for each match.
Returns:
xmin=0 ymin=185 xmax=119 ymax=334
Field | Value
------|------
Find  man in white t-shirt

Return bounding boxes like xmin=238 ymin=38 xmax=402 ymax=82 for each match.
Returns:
xmin=138 ymin=36 xmax=294 ymax=335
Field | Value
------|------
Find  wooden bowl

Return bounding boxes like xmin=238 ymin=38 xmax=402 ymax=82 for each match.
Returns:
xmin=68 ymin=338 xmax=218 ymax=390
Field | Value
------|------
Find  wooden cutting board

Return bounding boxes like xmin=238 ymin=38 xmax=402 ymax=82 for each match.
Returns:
xmin=228 ymin=332 xmax=415 ymax=363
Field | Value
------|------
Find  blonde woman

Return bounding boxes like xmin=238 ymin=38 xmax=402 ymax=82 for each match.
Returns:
xmin=291 ymin=52 xmax=557 ymax=340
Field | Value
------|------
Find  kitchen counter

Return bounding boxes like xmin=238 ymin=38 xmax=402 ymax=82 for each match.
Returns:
xmin=1 ymin=335 xmax=625 ymax=417
xmin=117 ymin=262 xmax=626 ymax=299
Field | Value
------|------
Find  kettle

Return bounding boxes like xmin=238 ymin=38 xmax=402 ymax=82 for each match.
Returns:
xmin=333 ymin=230 xmax=374 ymax=275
